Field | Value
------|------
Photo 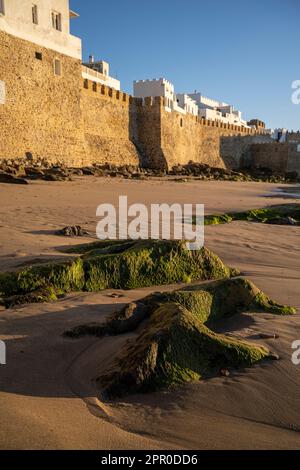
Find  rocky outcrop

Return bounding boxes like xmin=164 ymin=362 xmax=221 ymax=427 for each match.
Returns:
xmin=204 ymin=204 xmax=300 ymax=226
xmin=65 ymin=277 xmax=295 ymax=397
xmin=0 ymin=240 xmax=237 ymax=307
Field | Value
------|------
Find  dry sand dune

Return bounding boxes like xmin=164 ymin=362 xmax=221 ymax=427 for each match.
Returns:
xmin=0 ymin=178 xmax=300 ymax=449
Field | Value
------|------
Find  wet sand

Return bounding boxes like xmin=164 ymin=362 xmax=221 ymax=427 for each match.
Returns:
xmin=0 ymin=178 xmax=299 ymax=449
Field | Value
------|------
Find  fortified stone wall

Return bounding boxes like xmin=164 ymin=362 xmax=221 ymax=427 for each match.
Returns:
xmin=1 ymin=30 xmax=296 ymax=173
xmin=81 ymin=79 xmax=140 ymax=166
xmin=0 ymin=30 xmax=87 ymax=166
xmin=134 ymin=98 xmax=271 ymax=170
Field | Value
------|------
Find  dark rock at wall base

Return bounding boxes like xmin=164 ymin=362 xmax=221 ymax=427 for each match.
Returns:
xmin=81 ymin=167 xmax=98 ymax=176
xmin=0 ymin=172 xmax=28 ymax=185
xmin=43 ymin=174 xmax=71 ymax=182
xmin=285 ymin=171 xmax=299 ymax=182
xmin=1 ymin=157 xmax=296 ymax=183
xmin=69 ymin=168 xmax=84 ymax=176
xmin=25 ymin=168 xmax=45 ymax=179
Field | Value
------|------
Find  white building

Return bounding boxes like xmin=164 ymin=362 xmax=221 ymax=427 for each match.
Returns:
xmin=271 ymin=128 xmax=288 ymax=143
xmin=0 ymin=0 xmax=82 ymax=59
xmin=82 ymin=56 xmax=120 ymax=91
xmin=134 ymin=78 xmax=198 ymax=115
xmin=133 ymin=78 xmax=250 ymax=125
xmin=188 ymin=92 xmax=249 ymax=127
xmin=134 ymin=78 xmax=176 ymax=111
xmin=176 ymin=94 xmax=198 ymax=116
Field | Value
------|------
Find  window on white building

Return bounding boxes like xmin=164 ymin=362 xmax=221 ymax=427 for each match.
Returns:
xmin=32 ymin=5 xmax=38 ymax=24
xmin=0 ymin=0 xmax=5 ymax=15
xmin=52 ymin=11 xmax=62 ymax=31
xmin=54 ymin=59 xmax=62 ymax=76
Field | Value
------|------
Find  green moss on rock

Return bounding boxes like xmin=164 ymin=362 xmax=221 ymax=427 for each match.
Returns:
xmin=0 ymin=258 xmax=85 ymax=298
xmin=204 ymin=204 xmax=300 ymax=226
xmin=83 ymin=240 xmax=236 ymax=291
xmin=253 ymin=291 xmax=296 ymax=315
xmin=65 ymin=277 xmax=295 ymax=339
xmin=3 ymin=286 xmax=58 ymax=309
xmin=98 ymin=303 xmax=270 ymax=398
xmin=64 ymin=277 xmax=294 ymax=396
xmin=0 ymin=240 xmax=237 ymax=306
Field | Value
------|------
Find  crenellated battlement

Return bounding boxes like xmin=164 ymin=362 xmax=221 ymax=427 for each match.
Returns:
xmin=134 ymin=96 xmax=164 ymax=107
xmin=134 ymin=78 xmax=174 ymax=88
xmin=81 ymin=78 xmax=267 ymax=137
xmin=82 ymin=79 xmax=166 ymax=108
xmin=82 ymin=78 xmax=131 ymax=103
xmin=80 ymin=77 xmax=270 ymax=170
xmin=160 ymin=106 xmax=267 ymax=135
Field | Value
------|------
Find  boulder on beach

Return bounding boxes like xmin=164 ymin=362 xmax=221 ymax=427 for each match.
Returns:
xmin=0 ymin=240 xmax=238 ymax=306
xmin=64 ymin=277 xmax=295 ymax=397
xmin=56 ymin=226 xmax=89 ymax=237
xmin=0 ymin=172 xmax=28 ymax=185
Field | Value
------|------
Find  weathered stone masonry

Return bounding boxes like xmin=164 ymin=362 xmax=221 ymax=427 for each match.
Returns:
xmin=0 ymin=30 xmax=87 ymax=166
xmin=132 ymin=95 xmax=270 ymax=170
xmin=81 ymin=79 xmax=140 ymax=166
xmin=250 ymin=142 xmax=300 ymax=175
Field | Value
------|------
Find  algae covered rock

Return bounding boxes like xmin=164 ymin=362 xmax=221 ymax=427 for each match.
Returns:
xmin=3 ymin=286 xmax=58 ymax=309
xmin=81 ymin=240 xmax=237 ymax=291
xmin=64 ymin=277 xmax=294 ymax=398
xmin=0 ymin=240 xmax=237 ymax=306
xmin=0 ymin=258 xmax=85 ymax=299
xmin=98 ymin=303 xmax=271 ymax=398
xmin=204 ymin=204 xmax=300 ymax=226
xmin=65 ymin=277 xmax=295 ymax=339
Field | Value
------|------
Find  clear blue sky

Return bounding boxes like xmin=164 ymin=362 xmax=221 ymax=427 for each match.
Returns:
xmin=70 ymin=0 xmax=299 ymax=130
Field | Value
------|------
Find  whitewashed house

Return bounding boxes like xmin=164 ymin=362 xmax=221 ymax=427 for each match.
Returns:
xmin=134 ymin=78 xmax=176 ymax=112
xmin=188 ymin=92 xmax=249 ymax=127
xmin=176 ymin=94 xmax=198 ymax=116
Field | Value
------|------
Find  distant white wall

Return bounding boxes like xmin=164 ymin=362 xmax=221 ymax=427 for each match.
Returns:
xmin=189 ymin=92 xmax=248 ymax=127
xmin=199 ymin=107 xmax=248 ymax=127
xmin=134 ymin=78 xmax=250 ymax=125
xmin=189 ymin=92 xmax=228 ymax=109
xmin=82 ymin=65 xmax=121 ymax=91
xmin=0 ymin=0 xmax=81 ymax=59
xmin=271 ymin=129 xmax=288 ymax=143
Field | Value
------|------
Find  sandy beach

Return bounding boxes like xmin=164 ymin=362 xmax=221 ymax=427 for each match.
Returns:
xmin=0 ymin=177 xmax=300 ymax=450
